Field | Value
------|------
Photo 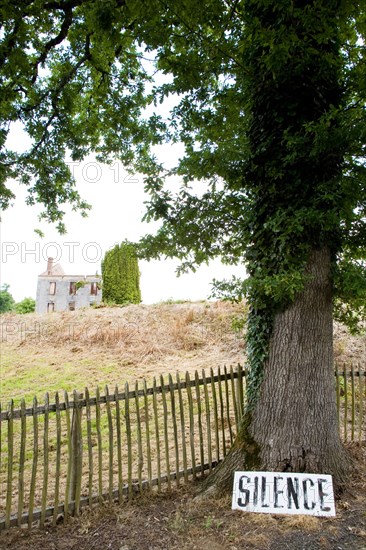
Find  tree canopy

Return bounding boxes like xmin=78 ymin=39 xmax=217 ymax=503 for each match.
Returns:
xmin=1 ymin=0 xmax=365 ymax=324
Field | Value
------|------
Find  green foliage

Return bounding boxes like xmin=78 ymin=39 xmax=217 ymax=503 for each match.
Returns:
xmin=1 ymin=1 xmax=366 ymax=405
xmin=75 ymin=281 xmax=86 ymax=291
xmin=139 ymin=0 xmax=366 ymax=405
xmin=0 ymin=284 xmax=15 ymax=313
xmin=15 ymin=297 xmax=36 ymax=314
xmin=333 ymin=258 xmax=366 ymax=334
xmin=245 ymin=307 xmax=273 ymax=409
xmin=102 ymin=241 xmax=141 ymax=305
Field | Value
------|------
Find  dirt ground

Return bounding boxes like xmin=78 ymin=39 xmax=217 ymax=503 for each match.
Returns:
xmin=0 ymin=444 xmax=365 ymax=550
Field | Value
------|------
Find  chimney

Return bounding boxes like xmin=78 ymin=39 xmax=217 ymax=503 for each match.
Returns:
xmin=47 ymin=257 xmax=54 ymax=275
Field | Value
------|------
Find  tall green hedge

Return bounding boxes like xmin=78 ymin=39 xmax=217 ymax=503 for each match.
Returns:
xmin=102 ymin=241 xmax=141 ymax=304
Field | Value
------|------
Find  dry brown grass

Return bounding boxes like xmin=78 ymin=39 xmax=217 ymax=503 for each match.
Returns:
xmin=0 ymin=301 xmax=247 ymax=404
xmin=280 ymin=514 xmax=320 ymax=531
xmin=1 ymin=301 xmax=365 ymax=406
xmin=333 ymin=322 xmax=366 ymax=364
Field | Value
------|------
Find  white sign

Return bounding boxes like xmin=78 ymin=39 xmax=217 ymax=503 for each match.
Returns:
xmin=232 ymin=472 xmax=335 ymax=517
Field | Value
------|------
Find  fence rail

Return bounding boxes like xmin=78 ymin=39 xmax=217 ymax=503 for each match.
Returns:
xmin=0 ymin=364 xmax=365 ymax=531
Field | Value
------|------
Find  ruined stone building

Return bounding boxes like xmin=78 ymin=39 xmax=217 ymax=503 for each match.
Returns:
xmin=36 ymin=258 xmax=102 ymax=313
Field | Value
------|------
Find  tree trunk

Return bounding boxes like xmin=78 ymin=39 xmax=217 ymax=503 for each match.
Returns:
xmin=200 ymin=248 xmax=351 ymax=497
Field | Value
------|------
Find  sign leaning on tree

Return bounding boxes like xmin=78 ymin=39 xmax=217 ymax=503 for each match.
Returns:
xmin=232 ymin=472 xmax=335 ymax=517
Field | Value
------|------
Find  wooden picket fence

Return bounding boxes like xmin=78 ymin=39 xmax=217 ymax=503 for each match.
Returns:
xmin=335 ymin=364 xmax=366 ymax=442
xmin=0 ymin=364 xmax=365 ymax=531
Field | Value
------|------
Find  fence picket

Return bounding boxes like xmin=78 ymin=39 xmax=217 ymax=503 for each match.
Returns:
xmin=95 ymin=387 xmax=103 ymax=502
xmin=114 ymin=385 xmax=123 ymax=503
xmin=335 ymin=363 xmax=340 ymax=423
xmin=202 ymin=369 xmax=212 ymax=473
xmin=125 ymin=382 xmax=133 ymax=500
xmin=17 ymin=399 xmax=26 ymax=527
xmin=143 ymin=380 xmax=152 ymax=489
xmin=53 ymin=392 xmax=61 ymax=526
xmin=85 ymin=387 xmax=94 ymax=507
xmin=351 ymin=366 xmax=355 ymax=441
xmin=160 ymin=375 xmax=171 ymax=490
xmin=344 ymin=366 xmax=348 ymax=441
xmin=237 ymin=364 xmax=244 ymax=421
xmin=28 ymin=397 xmax=38 ymax=529
xmin=5 ymin=400 xmax=14 ymax=530
xmin=105 ymin=386 xmax=114 ymax=502
xmin=169 ymin=374 xmax=180 ymax=486
xmin=230 ymin=365 xmax=239 ymax=431
xmin=151 ymin=378 xmax=161 ymax=490
xmin=194 ymin=371 xmax=204 ymax=477
xmin=135 ymin=382 xmax=143 ymax=493
xmin=40 ymin=393 xmax=49 ymax=527
xmin=176 ymin=373 xmax=188 ymax=482
xmin=210 ymin=367 xmax=220 ymax=463
xmin=224 ymin=366 xmax=233 ymax=445
xmin=63 ymin=391 xmax=72 ymax=522
xmin=185 ymin=372 xmax=196 ymax=479
xmin=217 ymin=367 xmax=226 ymax=456
xmin=73 ymin=391 xmax=83 ymax=516
xmin=358 ymin=366 xmax=364 ymax=444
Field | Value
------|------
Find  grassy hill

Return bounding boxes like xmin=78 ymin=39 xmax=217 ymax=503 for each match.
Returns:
xmin=0 ymin=300 xmax=364 ymax=406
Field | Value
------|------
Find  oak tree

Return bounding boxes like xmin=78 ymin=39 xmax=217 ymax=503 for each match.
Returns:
xmin=1 ymin=0 xmax=366 ymax=490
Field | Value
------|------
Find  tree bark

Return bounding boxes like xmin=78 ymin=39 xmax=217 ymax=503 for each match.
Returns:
xmin=199 ymin=248 xmax=352 ymax=497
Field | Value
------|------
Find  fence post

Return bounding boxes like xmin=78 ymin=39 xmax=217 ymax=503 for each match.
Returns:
xmin=5 ymin=400 xmax=14 ymax=530
xmin=69 ymin=391 xmax=83 ymax=513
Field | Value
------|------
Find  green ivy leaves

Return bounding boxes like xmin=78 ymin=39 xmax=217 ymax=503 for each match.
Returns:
xmin=102 ymin=241 xmax=141 ymax=305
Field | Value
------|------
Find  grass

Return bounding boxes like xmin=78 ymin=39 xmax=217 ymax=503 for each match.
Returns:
xmin=0 ymin=301 xmax=247 ymax=406
xmin=2 ymin=299 xmax=363 ymax=404
xmin=2 ymin=299 xmax=363 ymax=409
xmin=0 ymin=352 xmax=136 ymax=406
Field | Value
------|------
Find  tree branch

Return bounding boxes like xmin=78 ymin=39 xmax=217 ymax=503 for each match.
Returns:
xmin=43 ymin=0 xmax=85 ymax=10
xmin=31 ymin=6 xmax=74 ymax=83
xmin=20 ymin=33 xmax=92 ymax=117
xmin=0 ymin=20 xmax=22 ymax=65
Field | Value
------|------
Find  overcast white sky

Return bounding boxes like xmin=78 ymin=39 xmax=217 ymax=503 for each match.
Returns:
xmin=0 ymin=138 xmax=245 ymax=303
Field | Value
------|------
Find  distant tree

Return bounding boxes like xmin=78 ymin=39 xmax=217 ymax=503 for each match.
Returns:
xmin=15 ymin=297 xmax=36 ymax=314
xmin=102 ymin=242 xmax=141 ymax=305
xmin=0 ymin=284 xmax=15 ymax=313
